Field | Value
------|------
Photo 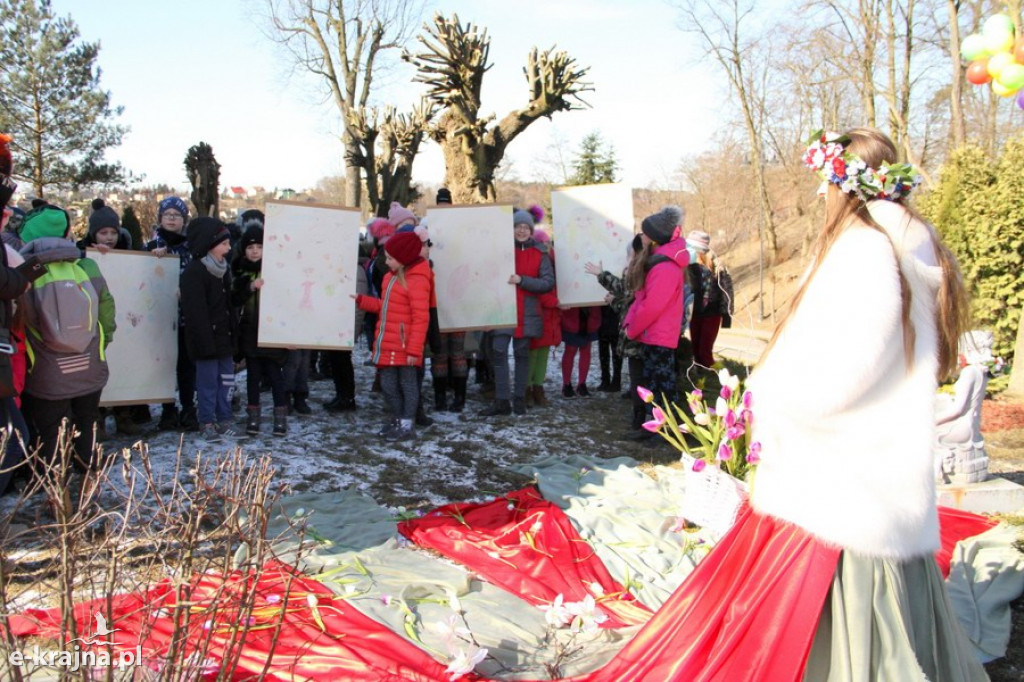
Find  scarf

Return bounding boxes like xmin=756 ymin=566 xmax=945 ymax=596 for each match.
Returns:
xmin=201 ymin=253 xmax=228 ymax=279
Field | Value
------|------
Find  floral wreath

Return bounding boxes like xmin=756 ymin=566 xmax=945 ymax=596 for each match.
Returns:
xmin=802 ymin=130 xmax=921 ymax=201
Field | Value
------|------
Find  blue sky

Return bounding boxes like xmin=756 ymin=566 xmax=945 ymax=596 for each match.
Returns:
xmin=49 ymin=0 xmax=723 ymax=192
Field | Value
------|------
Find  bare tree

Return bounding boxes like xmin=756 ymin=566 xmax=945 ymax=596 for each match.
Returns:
xmin=403 ymin=13 xmax=592 ymax=204
xmin=676 ymin=0 xmax=779 ymax=258
xmin=264 ymin=0 xmax=426 ymax=208
xmin=946 ymin=0 xmax=967 ymax=148
xmin=346 ymin=99 xmax=436 ymax=215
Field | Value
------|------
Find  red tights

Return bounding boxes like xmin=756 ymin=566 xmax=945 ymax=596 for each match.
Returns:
xmin=561 ymin=343 xmax=592 ymax=386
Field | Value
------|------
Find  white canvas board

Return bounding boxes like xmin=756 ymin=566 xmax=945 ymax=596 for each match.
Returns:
xmin=94 ymin=250 xmax=180 ymax=406
xmin=550 ymin=183 xmax=635 ymax=306
xmin=423 ymin=204 xmax=518 ymax=332
xmin=260 ymin=201 xmax=361 ymax=349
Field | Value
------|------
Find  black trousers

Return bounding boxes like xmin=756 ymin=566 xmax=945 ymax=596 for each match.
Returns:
xmin=22 ymin=389 xmax=103 ymax=471
xmin=327 ymin=350 xmax=355 ymax=402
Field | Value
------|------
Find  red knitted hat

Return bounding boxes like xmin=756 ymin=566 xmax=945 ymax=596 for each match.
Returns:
xmin=384 ymin=231 xmax=422 ymax=266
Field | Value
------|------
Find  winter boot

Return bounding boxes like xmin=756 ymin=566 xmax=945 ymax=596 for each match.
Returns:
xmin=272 ymin=407 xmax=288 ymax=437
xmin=433 ymin=377 xmax=449 ymax=412
xmin=179 ymin=406 xmax=200 ymax=432
xmin=532 ymin=385 xmax=549 ymax=408
xmin=245 ymin=406 xmax=261 ymax=435
xmin=114 ymin=407 xmax=142 ymax=436
xmin=293 ymin=391 xmax=312 ymax=416
xmin=449 ymin=377 xmax=467 ymax=413
xmin=157 ymin=404 xmax=179 ymax=431
xmin=415 ymin=399 xmax=434 ymax=427
xmin=512 ymin=396 xmax=527 ymax=415
xmin=523 ymin=386 xmax=535 ymax=408
xmin=480 ymin=399 xmax=512 ymax=417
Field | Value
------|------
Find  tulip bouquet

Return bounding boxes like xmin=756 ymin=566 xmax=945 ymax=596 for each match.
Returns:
xmin=639 ymin=368 xmax=760 ymax=482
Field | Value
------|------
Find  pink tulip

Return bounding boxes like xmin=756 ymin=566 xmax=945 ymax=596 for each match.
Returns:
xmin=741 ymin=408 xmax=754 ymax=426
xmin=726 ymin=425 xmax=745 ymax=441
xmin=717 ymin=443 xmax=733 ymax=461
xmin=692 ymin=459 xmax=707 ymax=472
xmin=720 ymin=384 xmax=732 ymax=401
xmin=746 ymin=442 xmax=762 ymax=464
xmin=637 ymin=386 xmax=654 ymax=403
xmin=642 ymin=406 xmax=667 ymax=432
xmin=742 ymin=390 xmax=753 ymax=409
xmin=725 ymin=409 xmax=737 ymax=428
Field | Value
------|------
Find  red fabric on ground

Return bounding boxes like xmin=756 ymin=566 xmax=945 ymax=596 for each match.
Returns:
xmin=7 ymin=562 xmax=461 ymax=681
xmin=935 ymin=505 xmax=998 ymax=578
xmin=398 ymin=487 xmax=652 ymax=628
xmin=540 ymin=508 xmax=842 ymax=682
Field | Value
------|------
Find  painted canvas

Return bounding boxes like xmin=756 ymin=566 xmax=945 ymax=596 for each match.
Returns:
xmin=260 ymin=201 xmax=361 ymax=349
xmin=94 ymin=250 xmax=180 ymax=405
xmin=551 ymin=183 xmax=635 ymax=306
xmin=423 ymin=204 xmax=518 ymax=331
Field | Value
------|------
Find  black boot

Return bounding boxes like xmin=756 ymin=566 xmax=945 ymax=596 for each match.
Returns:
xmin=449 ymin=377 xmax=467 ymax=413
xmin=272 ymin=406 xmax=288 ymax=437
xmin=433 ymin=377 xmax=449 ymax=412
xmin=245 ymin=406 xmax=261 ymax=435
xmin=415 ymin=399 xmax=434 ymax=427
xmin=293 ymin=391 xmax=312 ymax=416
xmin=179 ymin=405 xmax=200 ymax=432
xmin=480 ymin=399 xmax=512 ymax=417
xmin=157 ymin=404 xmax=179 ymax=431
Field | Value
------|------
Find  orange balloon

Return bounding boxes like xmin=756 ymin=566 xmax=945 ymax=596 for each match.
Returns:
xmin=1015 ymin=40 xmax=1024 ymax=64
xmin=967 ymin=58 xmax=993 ymax=85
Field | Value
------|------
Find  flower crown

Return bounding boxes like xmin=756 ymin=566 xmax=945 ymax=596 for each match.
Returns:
xmin=802 ymin=130 xmax=921 ymax=201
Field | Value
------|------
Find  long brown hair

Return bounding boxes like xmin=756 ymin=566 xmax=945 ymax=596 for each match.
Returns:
xmin=626 ymin=239 xmax=656 ymax=293
xmin=764 ymin=128 xmax=969 ymax=381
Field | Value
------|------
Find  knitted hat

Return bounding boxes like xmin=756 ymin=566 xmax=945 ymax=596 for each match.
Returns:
xmin=20 ymin=204 xmax=71 ymax=242
xmin=88 ymin=198 xmax=120 ymax=238
xmin=532 ymin=228 xmax=550 ymax=244
xmin=0 ymin=133 xmax=11 ymax=177
xmin=641 ymin=206 xmax=683 ymax=246
xmin=397 ymin=223 xmax=430 ymax=244
xmin=528 ymin=204 xmax=545 ymax=224
xmin=687 ymin=230 xmax=711 ymax=253
xmin=158 ymin=196 xmax=189 ymax=221
xmin=240 ymin=225 xmax=264 ymax=251
xmin=238 ymin=208 xmax=265 ymax=233
xmin=513 ymin=209 xmax=535 ymax=231
xmin=187 ymin=217 xmax=231 ymax=257
xmin=384 ymin=231 xmax=422 ymax=266
xmin=368 ymin=218 xmax=396 ymax=243
xmin=388 ymin=202 xmax=417 ymax=229
xmin=436 ymin=187 xmax=452 ymax=205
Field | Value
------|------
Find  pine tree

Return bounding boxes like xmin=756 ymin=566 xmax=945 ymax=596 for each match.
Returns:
xmin=0 ymin=0 xmax=127 ymax=197
xmin=121 ymin=205 xmax=142 ymax=250
xmin=977 ymin=136 xmax=1024 ymax=360
xmin=569 ymin=132 xmax=617 ymax=185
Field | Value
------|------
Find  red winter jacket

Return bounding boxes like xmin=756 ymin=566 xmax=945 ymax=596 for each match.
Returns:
xmin=356 ymin=258 xmax=431 ymax=367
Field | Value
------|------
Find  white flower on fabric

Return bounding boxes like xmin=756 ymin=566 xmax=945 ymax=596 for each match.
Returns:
xmin=428 ymin=613 xmax=471 ymax=644
xmin=566 ymin=594 xmax=608 ymax=634
xmin=445 ymin=644 xmax=487 ymax=680
xmin=446 ymin=588 xmax=464 ymax=615
xmin=587 ymin=582 xmax=606 ymax=598
xmin=539 ymin=594 xmax=574 ymax=628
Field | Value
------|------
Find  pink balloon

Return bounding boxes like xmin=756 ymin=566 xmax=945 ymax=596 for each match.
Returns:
xmin=1017 ymin=89 xmax=1024 ymax=109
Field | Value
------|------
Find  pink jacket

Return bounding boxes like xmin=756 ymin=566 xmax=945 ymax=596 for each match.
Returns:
xmin=623 ymin=237 xmax=689 ymax=349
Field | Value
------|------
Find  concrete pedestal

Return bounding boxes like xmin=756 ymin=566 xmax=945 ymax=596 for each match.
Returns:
xmin=937 ymin=476 xmax=1024 ymax=515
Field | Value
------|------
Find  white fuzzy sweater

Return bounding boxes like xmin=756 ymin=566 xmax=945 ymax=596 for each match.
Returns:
xmin=748 ymin=201 xmax=944 ymax=559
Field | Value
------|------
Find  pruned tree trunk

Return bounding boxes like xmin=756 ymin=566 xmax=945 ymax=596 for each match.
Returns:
xmin=404 ymin=14 xmax=591 ymax=204
xmin=947 ymin=0 xmax=966 ymax=149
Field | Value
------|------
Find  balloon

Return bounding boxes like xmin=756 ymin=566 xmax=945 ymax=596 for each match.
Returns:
xmin=985 ymin=27 xmax=1015 ymax=54
xmin=984 ymin=14 xmax=1016 ymax=38
xmin=1017 ymin=89 xmax=1024 ymax=109
xmin=967 ymin=59 xmax=992 ymax=85
xmin=988 ymin=51 xmax=1014 ymax=79
xmin=992 ymin=80 xmax=1017 ymax=97
xmin=1000 ymin=63 xmax=1024 ymax=90
xmin=961 ymin=33 xmax=990 ymax=61
xmin=1015 ymin=40 xmax=1024 ymax=64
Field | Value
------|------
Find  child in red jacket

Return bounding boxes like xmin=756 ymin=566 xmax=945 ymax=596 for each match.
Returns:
xmin=355 ymin=232 xmax=430 ymax=441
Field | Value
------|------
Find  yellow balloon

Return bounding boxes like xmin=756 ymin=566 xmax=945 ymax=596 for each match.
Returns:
xmin=986 ymin=29 xmax=1015 ymax=54
xmin=988 ymin=51 xmax=1014 ymax=78
xmin=992 ymin=80 xmax=1018 ymax=97
xmin=1000 ymin=63 xmax=1024 ymax=90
